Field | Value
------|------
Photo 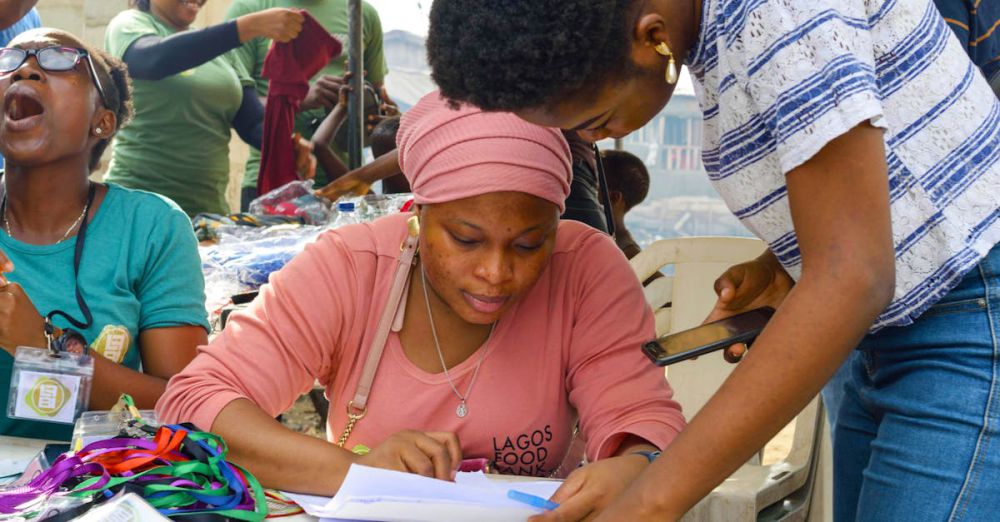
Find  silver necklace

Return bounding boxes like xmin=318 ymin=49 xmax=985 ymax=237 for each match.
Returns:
xmin=2 ymin=195 xmax=88 ymax=243
xmin=420 ymin=263 xmax=496 ymax=418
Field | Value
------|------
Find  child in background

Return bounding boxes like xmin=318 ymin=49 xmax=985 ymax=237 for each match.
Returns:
xmin=600 ymin=150 xmax=650 ymax=260
xmin=370 ymin=116 xmax=408 ymax=194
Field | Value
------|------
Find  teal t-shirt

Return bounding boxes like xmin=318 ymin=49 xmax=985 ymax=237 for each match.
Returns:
xmin=0 ymin=184 xmax=209 ymax=440
xmin=104 ymin=9 xmax=252 ymax=216
xmin=225 ymin=0 xmax=389 ymax=188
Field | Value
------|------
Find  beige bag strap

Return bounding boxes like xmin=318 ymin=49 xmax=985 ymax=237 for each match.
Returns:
xmin=337 ymin=216 xmax=420 ymax=447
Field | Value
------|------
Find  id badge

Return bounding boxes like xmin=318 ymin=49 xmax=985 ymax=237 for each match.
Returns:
xmin=7 ymin=346 xmax=94 ymax=424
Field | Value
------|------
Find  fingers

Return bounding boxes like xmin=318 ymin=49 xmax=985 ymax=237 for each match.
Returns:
xmin=399 ymin=445 xmax=437 ymax=478
xmin=314 ymin=180 xmax=350 ymax=200
xmin=410 ymin=432 xmax=458 ymax=481
xmin=314 ymin=175 xmax=367 ymax=200
xmin=548 ymin=473 xmax=584 ymax=504
xmin=280 ymin=10 xmax=304 ymax=41
xmin=713 ymin=273 xmax=737 ymax=303
xmin=724 ymin=343 xmax=748 ymax=364
xmin=0 ymin=250 xmax=12 ymax=274
xmin=529 ymin=489 xmax=592 ymax=522
xmin=425 ymin=432 xmax=462 ymax=476
xmin=528 ymin=472 xmax=587 ymax=522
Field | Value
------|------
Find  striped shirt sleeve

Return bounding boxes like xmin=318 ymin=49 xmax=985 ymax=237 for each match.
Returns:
xmin=731 ymin=0 xmax=886 ymax=174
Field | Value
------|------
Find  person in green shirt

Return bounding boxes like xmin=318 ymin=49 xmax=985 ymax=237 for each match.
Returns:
xmin=225 ymin=0 xmax=390 ymax=210
xmin=0 ymin=28 xmax=209 ymax=440
xmin=104 ymin=0 xmax=308 ymax=216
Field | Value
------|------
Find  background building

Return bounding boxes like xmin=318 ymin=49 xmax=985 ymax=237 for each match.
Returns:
xmin=32 ymin=2 xmax=750 ymax=242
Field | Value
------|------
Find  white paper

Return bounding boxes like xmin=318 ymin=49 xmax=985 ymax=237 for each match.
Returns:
xmin=284 ymin=465 xmax=562 ymax=522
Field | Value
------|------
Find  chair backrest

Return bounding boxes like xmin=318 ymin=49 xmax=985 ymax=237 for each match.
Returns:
xmin=632 ymin=237 xmax=831 ymax=520
xmin=630 ymin=236 xmax=766 ymax=417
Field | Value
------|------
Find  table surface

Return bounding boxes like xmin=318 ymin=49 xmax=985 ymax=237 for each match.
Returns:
xmin=1 ymin=435 xmax=560 ymax=521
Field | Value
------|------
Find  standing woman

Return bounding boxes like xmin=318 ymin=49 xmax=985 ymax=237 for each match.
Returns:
xmin=0 ymin=28 xmax=209 ymax=440
xmin=427 ymin=0 xmax=1000 ymax=520
xmin=104 ymin=0 xmax=305 ymax=216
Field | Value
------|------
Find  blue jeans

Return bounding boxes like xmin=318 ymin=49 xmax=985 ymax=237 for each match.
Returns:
xmin=832 ymin=244 xmax=1000 ymax=521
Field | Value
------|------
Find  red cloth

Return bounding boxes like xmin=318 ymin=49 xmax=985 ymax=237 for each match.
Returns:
xmin=258 ymin=11 xmax=342 ymax=195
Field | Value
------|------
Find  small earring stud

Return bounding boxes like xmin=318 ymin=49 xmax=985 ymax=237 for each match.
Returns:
xmin=95 ymin=128 xmax=103 ymax=135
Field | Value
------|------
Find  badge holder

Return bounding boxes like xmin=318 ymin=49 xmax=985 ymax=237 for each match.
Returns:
xmin=7 ymin=321 xmax=94 ymax=425
xmin=5 ymin=184 xmax=98 ymax=426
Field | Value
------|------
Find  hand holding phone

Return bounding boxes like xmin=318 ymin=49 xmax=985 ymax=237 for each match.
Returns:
xmin=642 ymin=307 xmax=775 ymax=366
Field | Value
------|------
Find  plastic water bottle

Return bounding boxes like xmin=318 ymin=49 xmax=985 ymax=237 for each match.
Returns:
xmin=331 ymin=201 xmax=359 ymax=229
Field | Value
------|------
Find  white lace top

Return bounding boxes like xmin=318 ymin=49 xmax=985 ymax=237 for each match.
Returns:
xmin=686 ymin=0 xmax=1000 ymax=330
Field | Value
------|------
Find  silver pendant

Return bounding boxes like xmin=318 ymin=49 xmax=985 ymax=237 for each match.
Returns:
xmin=456 ymin=402 xmax=468 ymax=418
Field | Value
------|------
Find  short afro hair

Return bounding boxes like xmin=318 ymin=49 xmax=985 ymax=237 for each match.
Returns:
xmin=427 ymin=0 xmax=641 ymax=111
xmin=601 ymin=149 xmax=650 ymax=211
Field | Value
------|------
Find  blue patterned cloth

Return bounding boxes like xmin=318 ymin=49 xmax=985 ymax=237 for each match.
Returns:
xmin=686 ymin=0 xmax=1000 ymax=330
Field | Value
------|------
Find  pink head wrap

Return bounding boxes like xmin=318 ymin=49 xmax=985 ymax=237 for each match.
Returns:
xmin=396 ymin=91 xmax=572 ymax=211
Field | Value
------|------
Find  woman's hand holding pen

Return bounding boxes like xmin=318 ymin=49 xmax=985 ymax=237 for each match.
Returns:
xmin=355 ymin=429 xmax=463 ymax=481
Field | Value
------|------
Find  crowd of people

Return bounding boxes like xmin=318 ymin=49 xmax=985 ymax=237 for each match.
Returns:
xmin=0 ymin=0 xmax=998 ymax=521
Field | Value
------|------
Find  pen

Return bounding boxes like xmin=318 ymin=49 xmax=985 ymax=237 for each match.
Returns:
xmin=507 ymin=489 xmax=560 ymax=511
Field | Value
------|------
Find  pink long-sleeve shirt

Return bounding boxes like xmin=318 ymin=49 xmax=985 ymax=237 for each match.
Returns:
xmin=157 ymin=213 xmax=685 ymax=476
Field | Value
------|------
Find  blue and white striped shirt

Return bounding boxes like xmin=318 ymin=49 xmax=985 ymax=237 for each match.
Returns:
xmin=686 ymin=0 xmax=1000 ymax=330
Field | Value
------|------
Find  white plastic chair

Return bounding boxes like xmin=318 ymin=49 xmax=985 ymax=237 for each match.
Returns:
xmin=630 ymin=237 xmax=831 ymax=521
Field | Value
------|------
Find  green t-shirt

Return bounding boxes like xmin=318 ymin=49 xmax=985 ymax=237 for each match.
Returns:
xmin=104 ymin=9 xmax=253 ymax=216
xmin=225 ymin=0 xmax=388 ymax=189
xmin=0 ymin=184 xmax=209 ymax=441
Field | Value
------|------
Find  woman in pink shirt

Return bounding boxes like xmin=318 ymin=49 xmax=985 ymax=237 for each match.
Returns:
xmin=157 ymin=92 xmax=685 ymax=518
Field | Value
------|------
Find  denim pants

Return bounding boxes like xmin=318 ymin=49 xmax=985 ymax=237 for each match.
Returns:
xmin=830 ymin=244 xmax=1000 ymax=521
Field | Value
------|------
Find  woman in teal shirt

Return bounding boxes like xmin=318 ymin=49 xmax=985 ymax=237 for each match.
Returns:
xmin=0 ymin=28 xmax=209 ymax=440
xmin=105 ymin=0 xmax=307 ymax=216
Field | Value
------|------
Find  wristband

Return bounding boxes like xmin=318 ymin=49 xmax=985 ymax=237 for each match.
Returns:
xmin=632 ymin=450 xmax=661 ymax=463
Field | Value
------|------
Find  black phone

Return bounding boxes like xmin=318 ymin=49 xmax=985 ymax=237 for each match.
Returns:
xmin=642 ymin=307 xmax=775 ymax=366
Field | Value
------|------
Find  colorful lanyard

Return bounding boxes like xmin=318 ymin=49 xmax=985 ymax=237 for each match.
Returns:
xmin=0 ymin=413 xmax=267 ymax=520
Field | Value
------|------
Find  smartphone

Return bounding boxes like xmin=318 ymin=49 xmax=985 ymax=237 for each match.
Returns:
xmin=642 ymin=307 xmax=775 ymax=366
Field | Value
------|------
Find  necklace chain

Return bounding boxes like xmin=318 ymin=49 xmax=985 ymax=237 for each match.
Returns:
xmin=420 ymin=263 xmax=495 ymax=418
xmin=2 ymin=195 xmax=88 ymax=243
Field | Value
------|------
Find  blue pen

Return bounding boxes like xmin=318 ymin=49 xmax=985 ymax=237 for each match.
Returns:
xmin=508 ymin=489 xmax=560 ymax=511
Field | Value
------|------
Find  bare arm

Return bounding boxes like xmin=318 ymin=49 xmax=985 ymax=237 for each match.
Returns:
xmin=89 ymin=325 xmax=206 ymax=410
xmin=311 ymin=103 xmax=350 ymax=180
xmin=212 ymin=398 xmax=357 ymax=494
xmin=314 ymin=149 xmax=401 ymax=201
xmin=0 ymin=0 xmax=36 ymax=30
xmin=598 ymin=122 xmax=895 ymax=519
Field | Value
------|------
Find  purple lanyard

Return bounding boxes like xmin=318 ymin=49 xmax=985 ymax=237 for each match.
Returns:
xmin=0 ymin=453 xmax=109 ymax=514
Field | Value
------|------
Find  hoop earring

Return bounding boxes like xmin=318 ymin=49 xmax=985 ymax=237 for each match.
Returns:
xmin=654 ymin=42 xmax=679 ymax=84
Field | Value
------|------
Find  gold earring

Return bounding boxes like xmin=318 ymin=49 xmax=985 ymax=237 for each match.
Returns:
xmin=654 ymin=41 xmax=679 ymax=85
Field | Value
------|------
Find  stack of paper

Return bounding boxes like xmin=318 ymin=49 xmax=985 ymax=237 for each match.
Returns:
xmin=284 ymin=464 xmax=563 ymax=522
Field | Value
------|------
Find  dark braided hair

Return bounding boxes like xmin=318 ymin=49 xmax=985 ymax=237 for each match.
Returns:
xmin=427 ymin=0 xmax=643 ymax=111
xmin=87 ymin=47 xmax=133 ymax=170
xmin=129 ymin=0 xmax=151 ymax=11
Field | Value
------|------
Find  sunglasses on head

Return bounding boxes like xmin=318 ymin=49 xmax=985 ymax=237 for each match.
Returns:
xmin=0 ymin=46 xmax=109 ymax=108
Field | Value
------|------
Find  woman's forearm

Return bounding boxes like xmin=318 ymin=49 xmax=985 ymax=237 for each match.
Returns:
xmin=122 ymin=23 xmax=241 ymax=81
xmin=356 ymin=149 xmax=401 ymax=184
xmin=628 ymin=271 xmax=889 ymax=518
xmin=211 ymin=398 xmax=357 ymax=494
xmin=89 ymin=354 xmax=169 ymax=410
